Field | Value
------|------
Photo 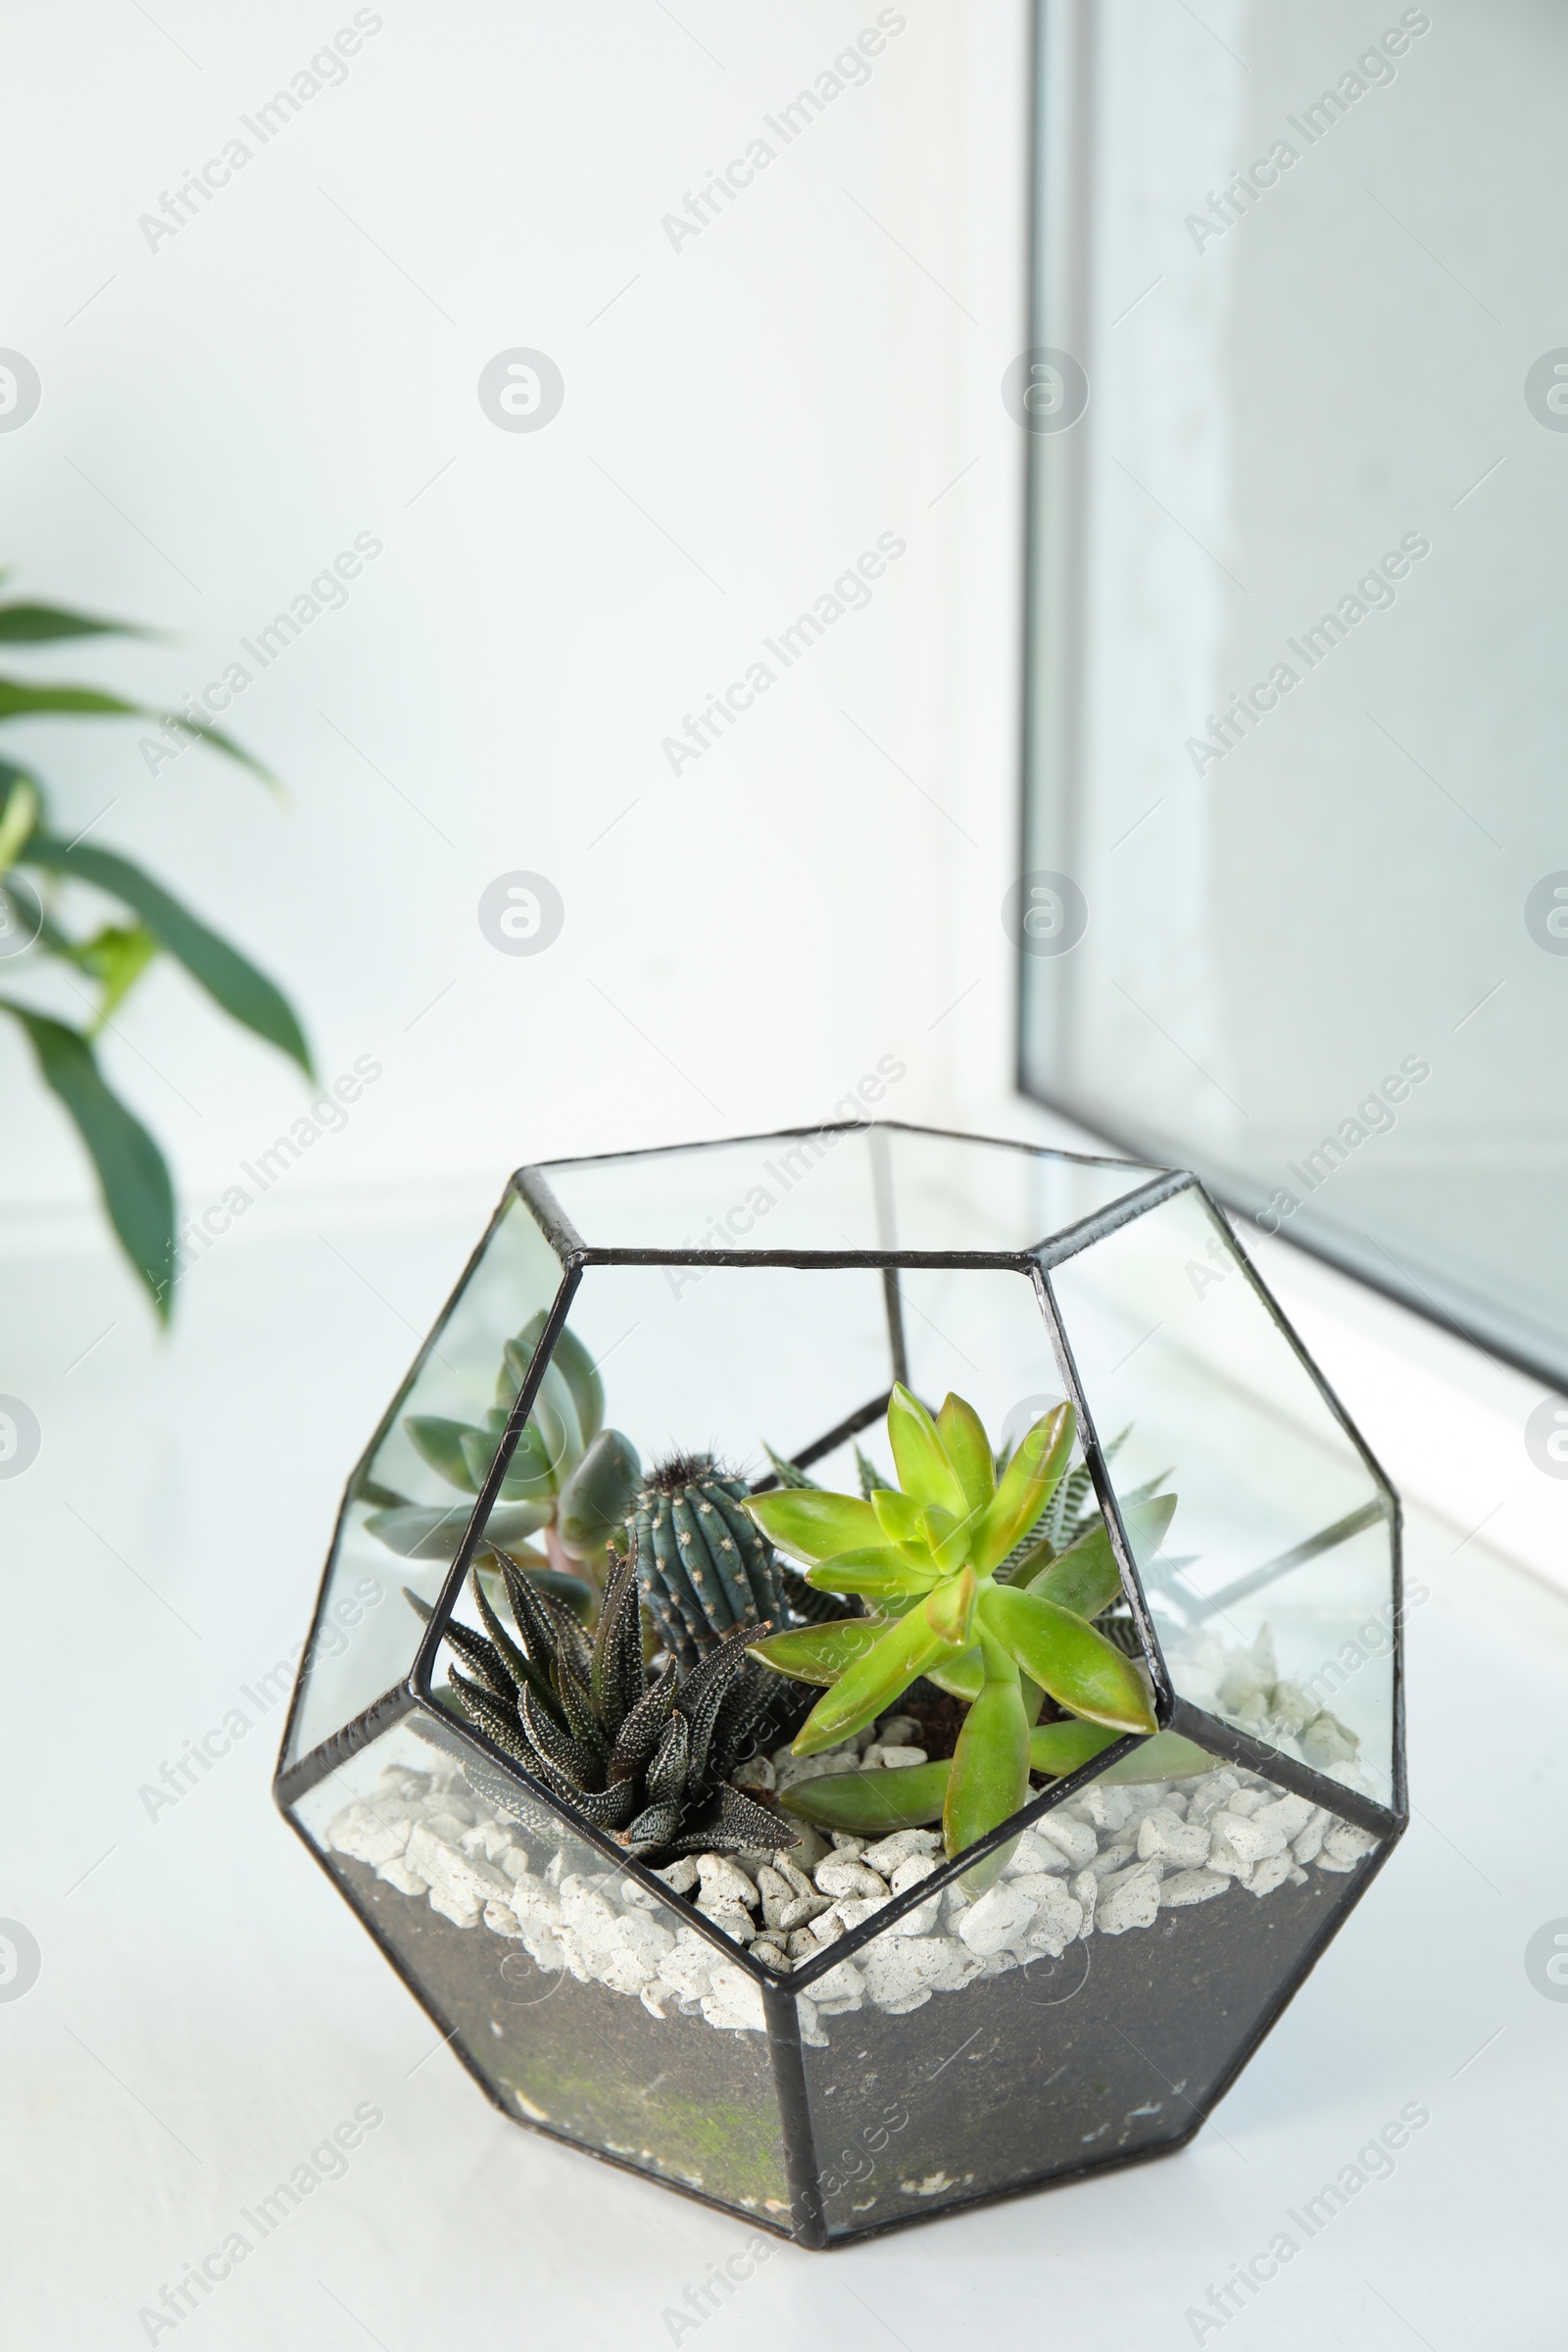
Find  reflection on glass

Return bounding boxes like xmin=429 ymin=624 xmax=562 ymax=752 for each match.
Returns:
xmin=1050 ymin=1185 xmax=1397 ymax=1796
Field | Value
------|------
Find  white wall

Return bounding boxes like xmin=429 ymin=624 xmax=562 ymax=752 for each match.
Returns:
xmin=0 ymin=0 xmax=1034 ymax=1275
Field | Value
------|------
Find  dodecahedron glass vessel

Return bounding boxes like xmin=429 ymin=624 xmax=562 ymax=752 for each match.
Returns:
xmin=274 ymin=1124 xmax=1406 ymax=2244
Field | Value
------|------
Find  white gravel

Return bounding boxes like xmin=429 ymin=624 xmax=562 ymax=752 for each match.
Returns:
xmin=321 ymin=1686 xmax=1383 ymax=2041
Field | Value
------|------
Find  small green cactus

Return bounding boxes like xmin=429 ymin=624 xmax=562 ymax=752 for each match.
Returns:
xmin=630 ymin=1454 xmax=787 ymax=1673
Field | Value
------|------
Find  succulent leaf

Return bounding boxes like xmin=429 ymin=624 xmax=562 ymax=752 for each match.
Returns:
xmin=367 ymin=1500 xmax=553 ymax=1562
xmin=780 ymin=1759 xmax=951 ymax=1832
xmin=1026 ymin=1493 xmax=1175 ymax=1619
xmin=969 ymin=1402 xmax=1075 ymax=1574
xmin=499 ymin=1551 xmax=569 ymax=1676
xmin=519 ymin=1683 xmax=592 ymax=1788
xmin=920 ymin=1503 xmax=974 ymax=1575
xmin=543 ymin=1318 xmax=606 ymax=1446
xmin=589 ymin=1552 xmax=646 ymax=1726
xmin=621 ymin=1798 xmax=683 ymax=1853
xmin=946 ymin=1669 xmax=1032 ymax=1892
xmin=886 ymin=1384 xmax=967 ymax=1516
xmin=673 ymin=1625 xmax=757 ymax=1788
xmin=924 ymin=1643 xmax=986 ymax=1701
xmin=608 ymin=1657 xmax=678 ymax=1782
xmin=869 ymin=1488 xmax=924 ymax=1545
xmin=405 ymin=1417 xmax=481 ymax=1493
xmin=554 ymin=1643 xmax=612 ymax=1764
xmin=447 ymin=1671 xmax=538 ymax=1766
xmin=803 ymin=1548 xmax=936 ymax=1597
xmin=1096 ymin=1730 xmax=1215 ymax=1784
xmin=562 ymin=1780 xmax=643 ymax=1831
xmin=745 ymin=1618 xmax=886 ymax=1686
xmin=403 ymin=1586 xmax=513 ymax=1698
xmin=936 ymin=1393 xmax=995 ymax=1514
xmin=662 ymin=1783 xmax=787 ymax=1857
xmin=469 ymin=1566 xmax=548 ymax=1707
xmin=540 ymin=1584 xmax=595 ymax=1690
xmin=1028 ymin=1719 xmax=1121 ymax=1777
xmin=644 ymin=1710 xmax=690 ymax=1806
xmin=742 ymin=1486 xmax=883 ymax=1566
xmin=419 ymin=1554 xmax=794 ymax=1865
xmin=977 ymin=1583 xmax=1156 ymax=1734
xmin=924 ymin=1563 xmax=978 ymax=1647
xmin=791 ymin=1589 xmax=969 ymax=1756
xmin=557 ymin=1428 xmax=642 ymax=1561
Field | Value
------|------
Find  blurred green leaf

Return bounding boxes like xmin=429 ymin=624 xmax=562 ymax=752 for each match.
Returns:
xmin=22 ymin=831 xmax=311 ymax=1074
xmin=0 ymin=601 xmax=147 ymax=643
xmin=0 ymin=1003 xmax=173 ymax=1318
xmin=69 ymin=922 xmax=159 ymax=1030
xmin=0 ymin=679 xmax=141 ymax=720
xmin=0 ymin=772 xmax=38 ymax=867
xmin=549 ymin=1323 xmax=606 ymax=1446
xmin=0 ymin=676 xmax=276 ymax=786
xmin=364 ymin=1499 xmax=549 ymax=1559
xmin=556 ymin=1427 xmax=641 ymax=1559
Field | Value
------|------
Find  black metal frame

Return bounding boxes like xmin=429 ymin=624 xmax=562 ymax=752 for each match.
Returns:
xmin=274 ymin=1119 xmax=1407 ymax=2248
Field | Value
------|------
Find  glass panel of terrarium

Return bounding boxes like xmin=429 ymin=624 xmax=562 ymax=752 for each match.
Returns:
xmin=552 ymin=1258 xmax=897 ymax=1499
xmin=890 ymin=1264 xmax=1071 ymax=1475
xmin=880 ymin=1124 xmax=1160 ymax=1254
xmin=1049 ymin=1185 xmax=1397 ymax=1800
xmin=291 ymin=1707 xmax=794 ymax=2221
xmin=537 ymin=1127 xmax=884 ymax=1253
xmin=539 ymin=1126 xmax=1164 ymax=1261
xmin=793 ymin=1732 xmax=1388 ymax=2238
xmin=284 ymin=1190 xmax=568 ymax=1769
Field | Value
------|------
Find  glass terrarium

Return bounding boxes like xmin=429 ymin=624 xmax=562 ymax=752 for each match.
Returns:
xmin=274 ymin=1123 xmax=1406 ymax=2244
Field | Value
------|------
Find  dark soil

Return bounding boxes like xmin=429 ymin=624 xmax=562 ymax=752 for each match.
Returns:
xmin=901 ymin=1685 xmax=966 ymax=1761
xmin=801 ymin=1864 xmax=1363 ymax=2237
xmin=321 ymin=1817 xmax=1378 ymax=2242
xmin=902 ymin=1679 xmax=1075 ymax=1765
xmin=328 ymin=1853 xmax=793 ymax=2219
